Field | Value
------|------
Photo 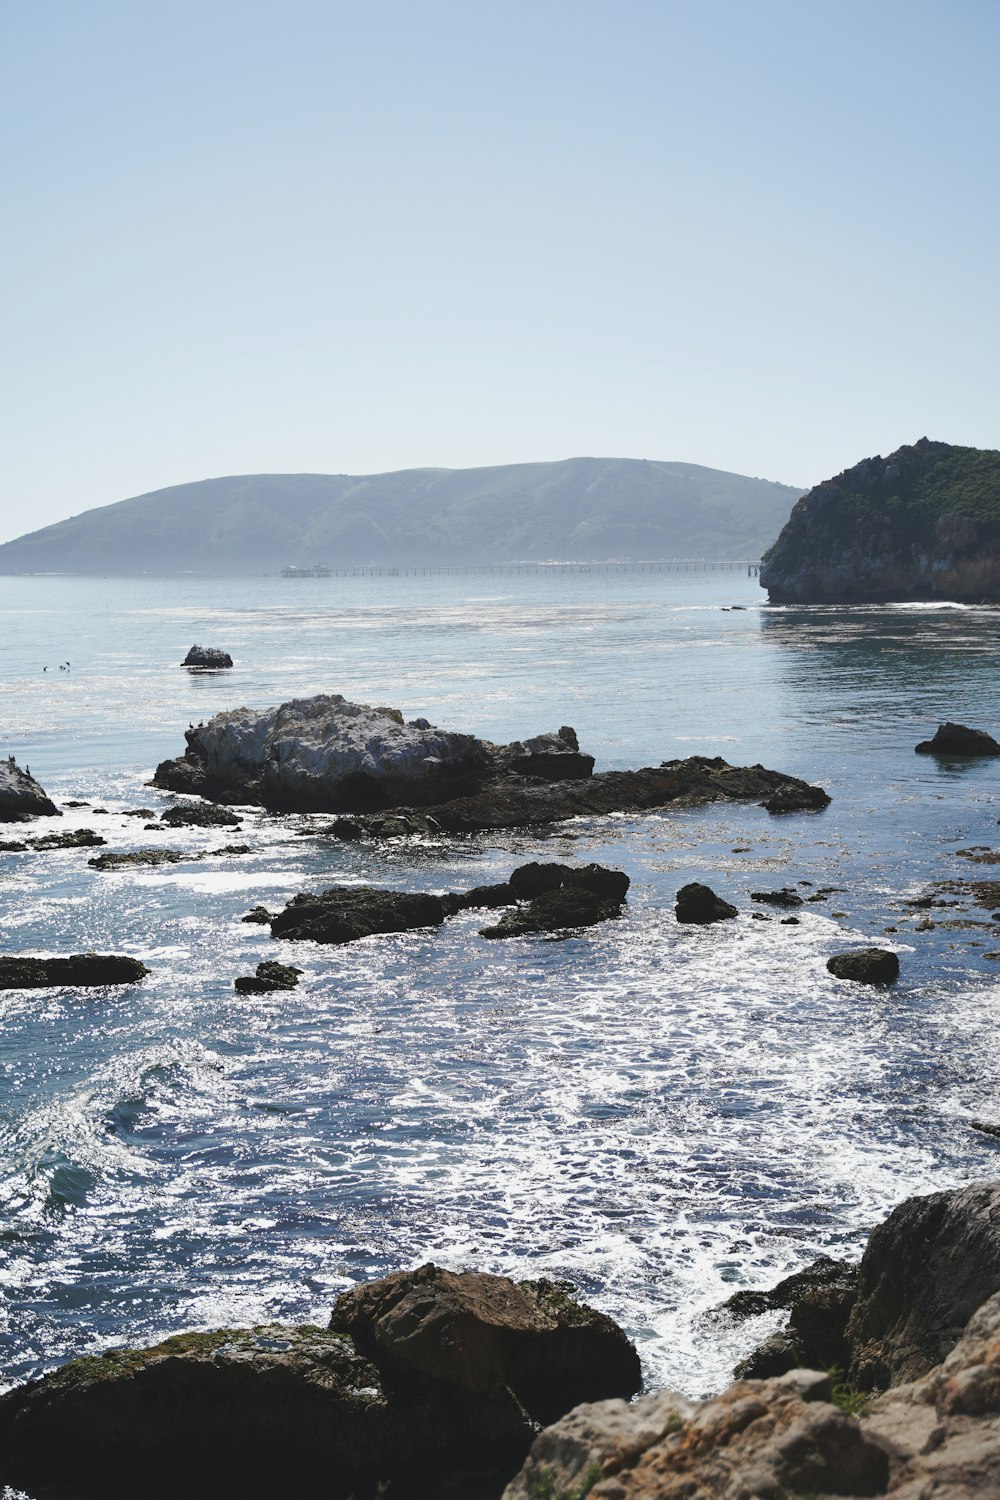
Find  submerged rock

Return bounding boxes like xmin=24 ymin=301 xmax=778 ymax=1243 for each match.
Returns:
xmin=0 ymin=757 xmax=60 ymax=822
xmin=0 ymin=828 xmax=105 ymax=852
xmin=915 ymin=720 xmax=1000 ymax=756
xmin=759 ymin=782 xmax=832 ymax=813
xmin=160 ymin=801 xmax=243 ymax=828
xmin=827 ymin=948 xmax=900 ymax=984
xmin=88 ymin=849 xmax=188 ymax=870
xmin=0 ymin=954 xmax=149 ymax=988
xmin=234 ymin=961 xmax=302 ymax=994
xmin=675 ymin=882 xmax=738 ymax=924
xmin=241 ymin=905 xmax=274 ymax=924
xmin=0 ymin=1265 xmax=640 ymax=1500
xmin=751 ymin=887 xmax=805 ymax=907
xmin=182 ymin=644 xmax=233 ymax=668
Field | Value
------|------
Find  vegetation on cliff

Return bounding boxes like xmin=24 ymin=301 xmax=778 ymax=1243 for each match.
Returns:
xmin=761 ymin=439 xmax=1000 ymax=603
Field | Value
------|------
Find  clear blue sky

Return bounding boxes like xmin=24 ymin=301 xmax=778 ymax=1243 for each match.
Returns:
xmin=2 ymin=0 xmax=998 ymax=539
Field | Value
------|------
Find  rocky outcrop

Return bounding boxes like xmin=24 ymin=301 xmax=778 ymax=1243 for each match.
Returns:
xmin=675 ymin=882 xmax=737 ymax=924
xmin=0 ymin=828 xmax=105 ymax=851
xmin=915 ymin=721 xmax=1000 ymax=756
xmin=0 ymin=954 xmax=149 ymax=988
xmin=481 ymin=863 xmax=630 ymax=938
xmin=234 ymin=961 xmax=302 ymax=994
xmin=271 ymin=886 xmax=454 ymax=944
xmin=760 ymin=438 xmax=1000 ymax=603
xmin=827 ymin=949 xmax=900 ymax=984
xmin=751 ymin=887 xmax=804 ymax=908
xmin=0 ymin=757 xmax=60 ymax=821
xmin=325 ymin=754 xmax=830 ymax=840
xmin=182 ymin=644 xmax=233 ymax=667
xmin=0 ymin=1264 xmax=640 ymax=1500
xmin=88 ymin=849 xmax=188 ymax=870
xmin=152 ymin=694 xmax=585 ymax=812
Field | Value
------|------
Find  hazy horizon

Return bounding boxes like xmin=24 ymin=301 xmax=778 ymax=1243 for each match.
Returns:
xmin=3 ymin=0 xmax=999 ymax=540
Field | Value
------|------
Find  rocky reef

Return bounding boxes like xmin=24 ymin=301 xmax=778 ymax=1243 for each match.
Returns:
xmin=0 ymin=953 xmax=149 ymax=988
xmin=760 ymin=438 xmax=1000 ymax=603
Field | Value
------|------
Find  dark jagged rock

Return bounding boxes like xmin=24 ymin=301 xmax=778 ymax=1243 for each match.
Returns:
xmin=182 ymin=644 xmax=233 ymax=668
xmin=675 ymin=882 xmax=737 ymax=924
xmin=0 ymin=758 xmax=60 ymax=822
xmin=827 ymin=948 xmax=900 ymax=984
xmin=732 ymin=1260 xmax=860 ymax=1380
xmin=451 ymin=882 xmax=517 ymax=910
xmin=508 ymin=860 xmax=630 ymax=904
xmin=0 ymin=828 xmax=105 ymax=852
xmin=722 ymin=1255 xmax=855 ymax=1323
xmin=760 ymin=438 xmax=1000 ymax=603
xmin=122 ymin=807 xmax=156 ymax=817
xmin=330 ymin=1262 xmax=641 ymax=1428
xmin=480 ymin=885 xmax=621 ymax=939
xmin=234 ymin=961 xmax=302 ymax=994
xmin=241 ymin=905 xmax=274 ymax=924
xmin=507 ymin=750 xmax=595 ymax=780
xmin=0 ymin=1267 xmax=640 ymax=1500
xmin=759 ymin=782 xmax=831 ymax=814
xmin=915 ymin=721 xmax=1000 ymax=756
xmin=271 ymin=886 xmax=453 ymax=944
xmin=846 ymin=1181 xmax=1000 ymax=1390
xmin=751 ymin=887 xmax=805 ymax=908
xmin=0 ymin=953 xmax=149 ymax=988
xmin=88 ymin=849 xmax=188 ymax=870
xmin=160 ymin=802 xmax=243 ymax=828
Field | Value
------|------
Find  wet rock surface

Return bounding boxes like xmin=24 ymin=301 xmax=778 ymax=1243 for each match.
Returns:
xmin=0 ymin=828 xmax=106 ymax=852
xmin=0 ymin=953 xmax=149 ymax=988
xmin=751 ymin=886 xmax=804 ymax=907
xmin=915 ymin=721 xmax=1000 ymax=756
xmin=271 ymin=885 xmax=454 ymax=944
xmin=827 ymin=948 xmax=900 ymax=984
xmin=88 ymin=848 xmax=188 ymax=870
xmin=480 ymin=884 xmax=623 ymax=939
xmin=234 ymin=961 xmax=302 ymax=994
xmin=159 ymin=801 xmax=243 ymax=828
xmin=675 ymin=882 xmax=738 ymax=924
xmin=182 ymin=644 xmax=233 ymax=667
xmin=0 ymin=758 xmax=60 ymax=821
xmin=0 ymin=1265 xmax=640 ymax=1500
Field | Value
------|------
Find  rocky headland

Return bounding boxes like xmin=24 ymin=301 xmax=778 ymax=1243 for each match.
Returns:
xmin=0 ymin=757 xmax=60 ymax=821
xmin=760 ymin=438 xmax=1000 ymax=603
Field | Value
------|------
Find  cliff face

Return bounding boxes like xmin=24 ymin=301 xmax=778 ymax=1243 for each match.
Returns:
xmin=760 ymin=439 xmax=1000 ymax=603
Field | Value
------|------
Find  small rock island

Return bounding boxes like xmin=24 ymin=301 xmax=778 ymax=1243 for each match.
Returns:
xmin=760 ymin=438 xmax=1000 ymax=603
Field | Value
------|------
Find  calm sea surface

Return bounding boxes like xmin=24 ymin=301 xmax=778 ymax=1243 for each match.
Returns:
xmin=2 ymin=570 xmax=1000 ymax=1406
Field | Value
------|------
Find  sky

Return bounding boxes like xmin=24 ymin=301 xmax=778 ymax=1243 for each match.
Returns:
xmin=2 ymin=0 xmax=999 ymax=541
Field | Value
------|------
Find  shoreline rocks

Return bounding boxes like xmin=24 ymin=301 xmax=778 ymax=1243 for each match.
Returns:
xmin=0 ymin=1264 xmax=640 ymax=1500
xmin=234 ymin=961 xmax=302 ymax=994
xmin=675 ymin=882 xmax=737 ymax=924
xmin=0 ymin=757 xmax=60 ymax=822
xmin=0 ymin=953 xmax=149 ymax=988
xmin=827 ymin=948 xmax=900 ymax=984
xmin=182 ymin=644 xmax=233 ymax=668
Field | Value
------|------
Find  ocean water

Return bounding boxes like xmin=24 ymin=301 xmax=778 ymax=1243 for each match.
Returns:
xmin=2 ymin=569 xmax=1000 ymax=1410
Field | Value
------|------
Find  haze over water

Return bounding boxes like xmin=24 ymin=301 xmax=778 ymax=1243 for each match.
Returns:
xmin=2 ymin=569 xmax=1000 ymax=1407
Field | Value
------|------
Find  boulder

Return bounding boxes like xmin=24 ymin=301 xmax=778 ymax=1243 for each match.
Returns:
xmin=731 ymin=1259 xmax=860 ymax=1379
xmin=509 ymin=861 xmax=630 ymax=904
xmin=915 ymin=721 xmax=1000 ymax=756
xmin=827 ymin=948 xmax=900 ymax=984
xmin=759 ymin=783 xmax=831 ymax=813
xmin=451 ymin=882 xmax=517 ymax=910
xmin=0 ymin=954 xmax=149 ymax=988
xmin=234 ymin=961 xmax=302 ymax=994
xmin=508 ymin=751 xmax=595 ymax=780
xmin=330 ymin=1262 xmax=642 ymax=1427
xmin=241 ymin=905 xmax=273 ymax=924
xmin=182 ymin=644 xmax=233 ymax=668
xmin=270 ymin=885 xmax=453 ymax=944
xmin=675 ymin=882 xmax=737 ymax=924
xmin=0 ymin=828 xmax=105 ymax=851
xmin=152 ymin=694 xmax=582 ymax=812
xmin=160 ymin=802 xmax=243 ymax=828
xmin=0 ymin=757 xmax=60 ymax=822
xmin=480 ymin=885 xmax=622 ymax=939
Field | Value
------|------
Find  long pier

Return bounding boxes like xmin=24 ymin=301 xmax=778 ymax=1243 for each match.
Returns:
xmin=280 ymin=560 xmax=762 ymax=579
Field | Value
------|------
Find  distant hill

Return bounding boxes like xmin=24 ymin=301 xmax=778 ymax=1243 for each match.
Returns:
xmin=0 ymin=458 xmax=804 ymax=574
xmin=761 ymin=438 xmax=1000 ymax=602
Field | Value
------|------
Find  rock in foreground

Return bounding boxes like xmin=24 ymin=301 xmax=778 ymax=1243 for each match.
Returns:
xmin=480 ymin=863 xmax=629 ymax=939
xmin=0 ymin=1265 xmax=640 ymax=1500
xmin=234 ymin=961 xmax=302 ymax=994
xmin=827 ymin=948 xmax=900 ymax=984
xmin=0 ymin=953 xmax=149 ymax=988
xmin=915 ymin=721 xmax=1000 ymax=756
xmin=271 ymin=886 xmax=454 ymax=944
xmin=0 ymin=757 xmax=60 ymax=822
xmin=182 ymin=644 xmax=233 ymax=667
